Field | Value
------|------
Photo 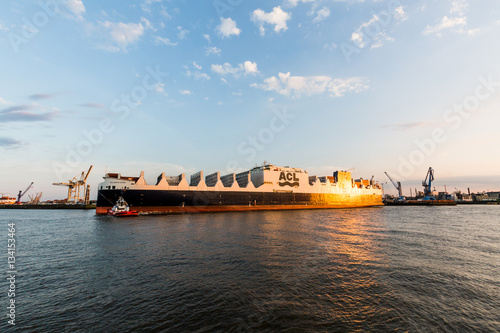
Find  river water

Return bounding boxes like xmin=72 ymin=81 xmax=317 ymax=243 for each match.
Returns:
xmin=1 ymin=206 xmax=499 ymax=332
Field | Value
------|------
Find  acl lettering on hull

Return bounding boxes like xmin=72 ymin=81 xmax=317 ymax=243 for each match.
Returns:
xmin=279 ymin=172 xmax=299 ymax=187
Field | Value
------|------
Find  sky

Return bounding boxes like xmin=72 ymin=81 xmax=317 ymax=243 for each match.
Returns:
xmin=1 ymin=0 xmax=500 ymax=200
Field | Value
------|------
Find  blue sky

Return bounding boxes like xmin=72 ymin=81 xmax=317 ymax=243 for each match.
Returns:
xmin=1 ymin=0 xmax=500 ymax=199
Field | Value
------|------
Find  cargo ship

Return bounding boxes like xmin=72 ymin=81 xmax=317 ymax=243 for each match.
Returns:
xmin=96 ymin=164 xmax=383 ymax=215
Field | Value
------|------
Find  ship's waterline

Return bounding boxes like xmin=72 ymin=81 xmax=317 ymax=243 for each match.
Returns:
xmin=96 ymin=164 xmax=383 ymax=215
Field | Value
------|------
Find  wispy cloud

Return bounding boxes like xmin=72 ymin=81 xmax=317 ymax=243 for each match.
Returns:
xmin=2 ymin=105 xmax=37 ymax=113
xmin=141 ymin=0 xmax=169 ymax=15
xmin=381 ymin=121 xmax=432 ymax=131
xmin=154 ymin=36 xmax=178 ymax=46
xmin=0 ymin=111 xmax=57 ymax=123
xmin=29 ymin=94 xmax=56 ymax=100
xmin=0 ymin=137 xmax=23 ymax=149
xmin=312 ymin=7 xmax=330 ymax=23
xmin=80 ymin=103 xmax=106 ymax=109
xmin=285 ymin=0 xmax=314 ymax=8
xmin=0 ymin=22 xmax=9 ymax=32
xmin=0 ymin=97 xmax=12 ymax=105
xmin=177 ymin=26 xmax=189 ymax=40
xmin=0 ymin=105 xmax=57 ymax=122
xmin=252 ymin=72 xmax=369 ymax=98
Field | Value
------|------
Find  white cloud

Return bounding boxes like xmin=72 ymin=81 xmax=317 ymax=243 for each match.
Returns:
xmin=65 ymin=0 xmax=85 ymax=20
xmin=312 ymin=7 xmax=330 ymax=23
xmin=180 ymin=90 xmax=192 ymax=95
xmin=351 ymin=15 xmax=379 ymax=48
xmin=216 ymin=18 xmax=241 ymax=38
xmin=212 ymin=63 xmax=239 ymax=76
xmin=203 ymin=34 xmax=211 ymax=43
xmin=393 ymin=6 xmax=408 ymax=22
xmin=351 ymin=31 xmax=364 ymax=48
xmin=350 ymin=11 xmax=402 ymax=50
xmin=98 ymin=18 xmax=152 ymax=51
xmin=186 ymin=62 xmax=211 ymax=81
xmin=251 ymin=7 xmax=291 ymax=36
xmin=450 ymin=0 xmax=469 ymax=16
xmin=154 ymin=82 xmax=167 ymax=96
xmin=206 ymin=46 xmax=221 ymax=56
xmin=370 ymin=32 xmax=395 ymax=49
xmin=242 ymin=61 xmax=259 ymax=75
xmin=423 ymin=16 xmax=467 ymax=37
xmin=211 ymin=61 xmax=259 ymax=77
xmin=154 ymin=36 xmax=178 ymax=46
xmin=467 ymin=28 xmax=481 ymax=36
xmin=186 ymin=70 xmax=210 ymax=81
xmin=252 ymin=72 xmax=369 ymax=98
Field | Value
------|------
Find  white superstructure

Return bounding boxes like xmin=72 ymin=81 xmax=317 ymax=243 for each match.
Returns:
xmin=98 ymin=164 xmax=382 ymax=196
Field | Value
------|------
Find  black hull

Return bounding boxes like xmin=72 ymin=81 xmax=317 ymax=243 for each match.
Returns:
xmin=96 ymin=189 xmax=383 ymax=214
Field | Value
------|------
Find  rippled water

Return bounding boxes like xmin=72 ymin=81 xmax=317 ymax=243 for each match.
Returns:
xmin=1 ymin=206 xmax=499 ymax=332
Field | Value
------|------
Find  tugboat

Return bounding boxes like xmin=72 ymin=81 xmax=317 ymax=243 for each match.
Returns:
xmin=107 ymin=197 xmax=139 ymax=217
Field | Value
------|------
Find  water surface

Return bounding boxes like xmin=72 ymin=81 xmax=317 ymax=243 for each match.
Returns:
xmin=1 ymin=206 xmax=498 ymax=332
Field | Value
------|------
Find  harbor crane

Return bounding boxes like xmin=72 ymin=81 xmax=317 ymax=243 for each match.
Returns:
xmin=28 ymin=192 xmax=43 ymax=204
xmin=16 ymin=182 xmax=34 ymax=204
xmin=53 ymin=165 xmax=93 ymax=204
xmin=384 ymin=172 xmax=403 ymax=199
xmin=422 ymin=167 xmax=436 ymax=200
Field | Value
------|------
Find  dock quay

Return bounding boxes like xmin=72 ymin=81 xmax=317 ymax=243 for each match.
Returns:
xmin=0 ymin=204 xmax=96 ymax=210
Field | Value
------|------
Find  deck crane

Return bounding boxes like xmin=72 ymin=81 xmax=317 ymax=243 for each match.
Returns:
xmin=53 ymin=165 xmax=93 ymax=204
xmin=422 ymin=167 xmax=436 ymax=200
xmin=384 ymin=172 xmax=403 ymax=200
xmin=16 ymin=182 xmax=34 ymax=204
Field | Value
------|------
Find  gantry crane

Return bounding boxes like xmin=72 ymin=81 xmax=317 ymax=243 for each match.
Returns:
xmin=16 ymin=182 xmax=34 ymax=204
xmin=422 ymin=167 xmax=435 ymax=200
xmin=384 ymin=172 xmax=403 ymax=199
xmin=53 ymin=165 xmax=93 ymax=204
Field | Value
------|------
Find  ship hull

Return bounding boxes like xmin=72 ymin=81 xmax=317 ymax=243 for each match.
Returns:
xmin=96 ymin=189 xmax=383 ymax=215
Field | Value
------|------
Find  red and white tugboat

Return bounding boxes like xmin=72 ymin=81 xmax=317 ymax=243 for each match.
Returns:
xmin=107 ymin=197 xmax=138 ymax=217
